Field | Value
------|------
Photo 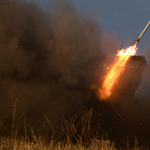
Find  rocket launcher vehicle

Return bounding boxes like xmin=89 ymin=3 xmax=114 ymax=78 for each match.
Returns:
xmin=105 ymin=21 xmax=150 ymax=103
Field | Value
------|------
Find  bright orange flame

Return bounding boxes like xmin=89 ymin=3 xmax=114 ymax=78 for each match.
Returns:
xmin=99 ymin=43 xmax=138 ymax=100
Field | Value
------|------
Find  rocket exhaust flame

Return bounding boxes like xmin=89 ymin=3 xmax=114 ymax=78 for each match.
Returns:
xmin=99 ymin=43 xmax=138 ymax=100
xmin=99 ymin=20 xmax=149 ymax=101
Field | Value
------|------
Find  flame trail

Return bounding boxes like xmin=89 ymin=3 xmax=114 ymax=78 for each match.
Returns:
xmin=99 ymin=43 xmax=138 ymax=100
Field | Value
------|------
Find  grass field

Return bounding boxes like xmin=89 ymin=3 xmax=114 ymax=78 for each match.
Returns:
xmin=0 ymin=136 xmax=149 ymax=150
xmin=0 ymin=104 xmax=149 ymax=149
xmin=0 ymin=137 xmax=116 ymax=150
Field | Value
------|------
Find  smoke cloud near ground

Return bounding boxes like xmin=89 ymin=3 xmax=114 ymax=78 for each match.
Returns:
xmin=0 ymin=0 xmax=120 ymax=134
xmin=1 ymin=0 xmax=150 ymax=145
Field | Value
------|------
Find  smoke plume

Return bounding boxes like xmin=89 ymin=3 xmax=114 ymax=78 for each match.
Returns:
xmin=1 ymin=0 xmax=150 ymax=146
xmin=0 ymin=0 xmax=120 ymax=134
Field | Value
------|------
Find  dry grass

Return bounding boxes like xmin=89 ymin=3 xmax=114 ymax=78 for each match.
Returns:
xmin=0 ymin=100 xmax=149 ymax=149
xmin=0 ymin=136 xmax=149 ymax=150
xmin=0 ymin=137 xmax=117 ymax=150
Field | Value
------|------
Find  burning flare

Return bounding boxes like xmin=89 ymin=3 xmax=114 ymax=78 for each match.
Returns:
xmin=99 ymin=43 xmax=138 ymax=100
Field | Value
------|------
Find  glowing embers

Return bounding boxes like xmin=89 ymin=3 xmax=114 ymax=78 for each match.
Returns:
xmin=99 ymin=44 xmax=138 ymax=100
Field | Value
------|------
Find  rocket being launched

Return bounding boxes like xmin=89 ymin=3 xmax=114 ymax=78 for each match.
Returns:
xmin=135 ymin=21 xmax=150 ymax=44
xmin=99 ymin=21 xmax=150 ymax=101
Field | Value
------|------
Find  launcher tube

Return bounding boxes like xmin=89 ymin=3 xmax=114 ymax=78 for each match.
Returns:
xmin=136 ymin=21 xmax=150 ymax=43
